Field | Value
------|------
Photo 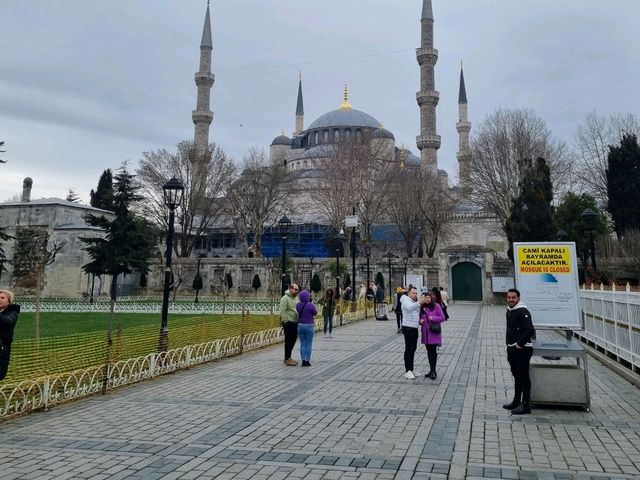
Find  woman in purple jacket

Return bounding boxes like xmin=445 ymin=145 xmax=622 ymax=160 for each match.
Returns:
xmin=419 ymin=292 xmax=445 ymax=380
xmin=296 ymin=290 xmax=318 ymax=367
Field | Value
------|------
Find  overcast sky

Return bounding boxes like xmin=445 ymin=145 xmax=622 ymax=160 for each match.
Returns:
xmin=1 ymin=0 xmax=639 ymax=203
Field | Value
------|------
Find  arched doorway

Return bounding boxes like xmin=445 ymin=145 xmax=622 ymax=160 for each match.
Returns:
xmin=451 ymin=262 xmax=482 ymax=301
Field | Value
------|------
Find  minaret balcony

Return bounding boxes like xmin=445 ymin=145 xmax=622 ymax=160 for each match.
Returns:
xmin=456 ymin=121 xmax=471 ymax=132
xmin=194 ymin=72 xmax=215 ymax=87
xmin=192 ymin=110 xmax=213 ymax=123
xmin=416 ymin=47 xmax=438 ymax=64
xmin=416 ymin=90 xmax=440 ymax=106
xmin=416 ymin=134 xmax=441 ymax=150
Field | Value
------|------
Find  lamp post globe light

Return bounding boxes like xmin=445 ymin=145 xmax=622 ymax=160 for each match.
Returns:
xmin=402 ymin=256 xmax=409 ymax=287
xmin=278 ymin=215 xmax=292 ymax=295
xmin=556 ymin=229 xmax=569 ymax=241
xmin=158 ymin=177 xmax=185 ymax=352
xmin=581 ymin=208 xmax=598 ymax=275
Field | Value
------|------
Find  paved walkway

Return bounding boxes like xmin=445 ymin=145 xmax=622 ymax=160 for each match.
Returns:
xmin=1 ymin=305 xmax=640 ymax=479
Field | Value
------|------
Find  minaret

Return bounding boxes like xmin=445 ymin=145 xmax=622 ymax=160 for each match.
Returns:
xmin=191 ymin=1 xmax=215 ymax=177
xmin=294 ymin=72 xmax=304 ymax=135
xmin=415 ymin=0 xmax=441 ymax=173
xmin=456 ymin=62 xmax=472 ymax=197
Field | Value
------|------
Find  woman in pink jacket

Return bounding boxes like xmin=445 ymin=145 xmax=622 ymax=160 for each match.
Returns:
xmin=419 ymin=291 xmax=445 ymax=380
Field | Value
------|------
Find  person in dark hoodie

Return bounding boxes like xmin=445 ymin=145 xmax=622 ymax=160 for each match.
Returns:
xmin=0 ymin=289 xmax=20 ymax=381
xmin=503 ymin=288 xmax=536 ymax=415
xmin=296 ymin=290 xmax=318 ymax=367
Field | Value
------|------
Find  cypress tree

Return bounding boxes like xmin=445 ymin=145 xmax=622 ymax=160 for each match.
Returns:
xmin=607 ymin=134 xmax=640 ymax=237
xmin=90 ymin=169 xmax=114 ymax=211
xmin=506 ymin=157 xmax=554 ymax=260
xmin=310 ymin=272 xmax=322 ymax=294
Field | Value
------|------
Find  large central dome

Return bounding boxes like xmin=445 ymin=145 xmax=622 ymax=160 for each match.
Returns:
xmin=307 ymin=107 xmax=381 ymax=130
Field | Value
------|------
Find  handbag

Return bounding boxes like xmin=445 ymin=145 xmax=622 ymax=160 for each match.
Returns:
xmin=428 ymin=322 xmax=441 ymax=334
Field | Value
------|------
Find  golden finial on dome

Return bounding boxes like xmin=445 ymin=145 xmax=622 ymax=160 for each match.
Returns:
xmin=340 ymin=84 xmax=352 ymax=110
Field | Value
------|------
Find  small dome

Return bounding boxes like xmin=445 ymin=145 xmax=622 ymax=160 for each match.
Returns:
xmin=270 ymin=134 xmax=292 ymax=146
xmin=438 ymin=169 xmax=449 ymax=177
xmin=371 ymin=127 xmax=395 ymax=140
xmin=405 ymin=152 xmax=421 ymax=167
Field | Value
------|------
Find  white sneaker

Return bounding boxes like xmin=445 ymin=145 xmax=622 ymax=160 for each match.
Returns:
xmin=324 ymin=333 xmax=329 ymax=338
xmin=404 ymin=371 xmax=415 ymax=379
xmin=329 ymin=334 xmax=333 ymax=338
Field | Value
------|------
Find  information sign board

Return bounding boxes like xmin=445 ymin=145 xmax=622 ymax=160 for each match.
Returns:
xmin=513 ymin=242 xmax=583 ymax=330
xmin=492 ymin=276 xmax=515 ymax=293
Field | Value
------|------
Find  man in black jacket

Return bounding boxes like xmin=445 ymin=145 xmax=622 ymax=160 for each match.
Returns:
xmin=503 ymin=288 xmax=536 ymax=415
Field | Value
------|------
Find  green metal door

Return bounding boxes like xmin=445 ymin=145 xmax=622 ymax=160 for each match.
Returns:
xmin=451 ymin=262 xmax=482 ymax=301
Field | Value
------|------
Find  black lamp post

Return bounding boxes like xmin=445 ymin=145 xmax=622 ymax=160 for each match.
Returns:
xmin=334 ymin=229 xmax=345 ymax=295
xmin=556 ymin=229 xmax=568 ymax=241
xmin=384 ymin=251 xmax=396 ymax=303
xmin=193 ymin=254 xmax=204 ymax=304
xmin=0 ymin=251 xmax=5 ymax=285
xmin=364 ymin=244 xmax=371 ymax=287
xmin=279 ymin=215 xmax=292 ymax=295
xmin=581 ymin=208 xmax=598 ymax=275
xmin=350 ymin=227 xmax=357 ymax=302
xmin=402 ymin=256 xmax=409 ymax=287
xmin=158 ymin=177 xmax=185 ymax=352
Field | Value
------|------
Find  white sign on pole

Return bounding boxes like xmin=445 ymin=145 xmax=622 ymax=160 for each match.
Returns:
xmin=513 ymin=242 xmax=583 ymax=330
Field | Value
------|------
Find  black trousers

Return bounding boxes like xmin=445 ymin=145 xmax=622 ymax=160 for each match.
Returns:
xmin=507 ymin=346 xmax=533 ymax=402
xmin=0 ymin=345 xmax=11 ymax=381
xmin=425 ymin=344 xmax=438 ymax=373
xmin=395 ymin=310 xmax=403 ymax=329
xmin=282 ymin=322 xmax=298 ymax=360
xmin=402 ymin=326 xmax=418 ymax=372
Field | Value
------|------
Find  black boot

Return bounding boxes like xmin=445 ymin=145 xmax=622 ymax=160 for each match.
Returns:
xmin=511 ymin=402 xmax=531 ymax=415
xmin=503 ymin=398 xmax=520 ymax=410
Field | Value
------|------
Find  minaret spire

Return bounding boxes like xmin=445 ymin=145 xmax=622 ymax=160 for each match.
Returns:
xmin=294 ymin=72 xmax=304 ymax=135
xmin=456 ymin=62 xmax=472 ymax=197
xmin=415 ymin=0 xmax=441 ymax=173
xmin=191 ymin=1 xmax=215 ymax=177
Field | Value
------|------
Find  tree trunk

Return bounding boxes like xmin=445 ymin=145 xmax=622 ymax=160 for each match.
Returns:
xmin=102 ymin=275 xmax=117 ymax=394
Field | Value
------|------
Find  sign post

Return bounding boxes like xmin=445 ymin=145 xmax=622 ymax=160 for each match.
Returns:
xmin=513 ymin=242 xmax=590 ymax=410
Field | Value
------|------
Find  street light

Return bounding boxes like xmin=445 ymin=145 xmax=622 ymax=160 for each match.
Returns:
xmin=158 ymin=177 xmax=185 ymax=352
xmin=364 ymin=244 xmax=372 ymax=288
xmin=279 ymin=215 xmax=292 ymax=295
xmin=384 ymin=251 xmax=396 ymax=303
xmin=193 ymin=254 xmax=204 ymax=304
xmin=581 ymin=208 xmax=598 ymax=276
xmin=402 ymin=256 xmax=409 ymax=287
xmin=334 ymin=229 xmax=345 ymax=295
xmin=556 ymin=229 xmax=568 ymax=241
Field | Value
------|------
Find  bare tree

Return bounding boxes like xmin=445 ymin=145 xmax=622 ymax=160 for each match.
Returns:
xmin=469 ymin=108 xmax=573 ymax=228
xmin=575 ymin=111 xmax=640 ymax=207
xmin=136 ymin=140 xmax=236 ymax=258
xmin=388 ymin=166 xmax=455 ymax=257
xmin=313 ymin=136 xmax=394 ymax=242
xmin=12 ymin=226 xmax=65 ymax=345
xmin=226 ymin=147 xmax=288 ymax=257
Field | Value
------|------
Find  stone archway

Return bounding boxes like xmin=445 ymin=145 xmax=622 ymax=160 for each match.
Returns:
xmin=451 ymin=261 xmax=482 ymax=301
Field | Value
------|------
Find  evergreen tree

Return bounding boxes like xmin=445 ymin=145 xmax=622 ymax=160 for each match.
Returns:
xmin=607 ymin=134 xmax=640 ymax=237
xmin=506 ymin=157 xmax=555 ymax=260
xmin=82 ymin=164 xmax=157 ymax=352
xmin=90 ymin=168 xmax=114 ymax=210
xmin=553 ymin=192 xmax=608 ymax=267
xmin=310 ymin=272 xmax=322 ymax=294
xmin=66 ymin=188 xmax=80 ymax=203
xmin=375 ymin=271 xmax=384 ymax=288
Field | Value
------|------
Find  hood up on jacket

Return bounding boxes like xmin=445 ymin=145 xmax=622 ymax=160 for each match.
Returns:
xmin=299 ymin=290 xmax=311 ymax=302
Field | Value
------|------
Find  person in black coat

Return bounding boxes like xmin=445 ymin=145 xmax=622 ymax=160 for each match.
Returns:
xmin=503 ymin=288 xmax=536 ymax=415
xmin=0 ymin=289 xmax=20 ymax=381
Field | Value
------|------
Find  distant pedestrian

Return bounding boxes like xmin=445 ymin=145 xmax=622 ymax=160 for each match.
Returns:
xmin=280 ymin=283 xmax=300 ymax=366
xmin=393 ymin=287 xmax=405 ymax=332
xmin=296 ymin=290 xmax=318 ymax=367
xmin=503 ymin=288 xmax=535 ymax=415
xmin=375 ymin=283 xmax=387 ymax=320
xmin=400 ymin=286 xmax=427 ymax=379
xmin=420 ymin=291 xmax=445 ymax=380
xmin=432 ymin=287 xmax=449 ymax=320
xmin=0 ymin=290 xmax=20 ymax=381
xmin=322 ymin=288 xmax=336 ymax=338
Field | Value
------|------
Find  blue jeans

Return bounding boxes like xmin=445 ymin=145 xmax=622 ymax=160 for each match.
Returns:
xmin=323 ymin=314 xmax=333 ymax=334
xmin=298 ymin=323 xmax=315 ymax=362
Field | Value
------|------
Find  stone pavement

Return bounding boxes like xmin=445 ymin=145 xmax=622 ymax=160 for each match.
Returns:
xmin=1 ymin=305 xmax=640 ymax=479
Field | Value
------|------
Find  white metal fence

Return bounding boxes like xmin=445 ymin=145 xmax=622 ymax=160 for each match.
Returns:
xmin=579 ymin=284 xmax=640 ymax=372
xmin=0 ymin=309 xmax=366 ymax=420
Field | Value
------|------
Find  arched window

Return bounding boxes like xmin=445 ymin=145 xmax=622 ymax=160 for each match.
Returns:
xmin=314 ymin=132 xmax=319 ymax=144
xmin=356 ymin=129 xmax=362 ymax=142
xmin=345 ymin=129 xmax=351 ymax=141
xmin=324 ymin=130 xmax=329 ymax=143
xmin=334 ymin=129 xmax=340 ymax=142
